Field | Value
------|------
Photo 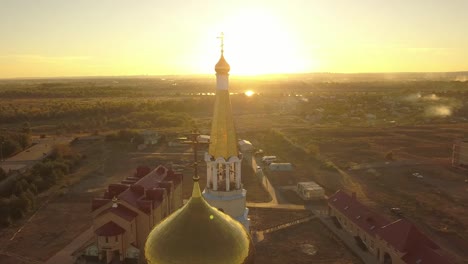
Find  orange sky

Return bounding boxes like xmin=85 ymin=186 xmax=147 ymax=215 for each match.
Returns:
xmin=1 ymin=0 xmax=468 ymax=78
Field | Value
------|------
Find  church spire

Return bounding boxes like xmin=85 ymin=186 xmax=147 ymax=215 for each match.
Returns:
xmin=215 ymin=32 xmax=231 ymax=75
xmin=209 ymin=33 xmax=238 ymax=159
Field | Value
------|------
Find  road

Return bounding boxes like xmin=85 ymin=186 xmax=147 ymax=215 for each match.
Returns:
xmin=0 ymin=137 xmax=72 ymax=194
xmin=45 ymin=227 xmax=93 ymax=264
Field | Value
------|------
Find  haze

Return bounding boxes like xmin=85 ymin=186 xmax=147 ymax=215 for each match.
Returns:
xmin=1 ymin=0 xmax=468 ymax=78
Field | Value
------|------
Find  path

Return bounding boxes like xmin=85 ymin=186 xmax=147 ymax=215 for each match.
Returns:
xmin=45 ymin=227 xmax=93 ymax=264
xmin=246 ymin=202 xmax=306 ymax=210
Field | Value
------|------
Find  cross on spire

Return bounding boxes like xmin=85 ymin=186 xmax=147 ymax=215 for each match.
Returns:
xmin=182 ymin=130 xmax=210 ymax=182
xmin=217 ymin=32 xmax=225 ymax=54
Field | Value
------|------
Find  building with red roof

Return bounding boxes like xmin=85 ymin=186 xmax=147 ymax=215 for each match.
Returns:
xmin=84 ymin=165 xmax=183 ymax=264
xmin=328 ymin=190 xmax=454 ymax=264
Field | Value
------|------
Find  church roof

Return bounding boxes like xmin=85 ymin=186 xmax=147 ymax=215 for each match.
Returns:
xmin=95 ymin=221 xmax=125 ymax=236
xmin=215 ymin=54 xmax=230 ymax=74
xmin=98 ymin=204 xmax=138 ymax=222
xmin=145 ymin=179 xmax=255 ymax=264
xmin=92 ymin=165 xmax=182 ymax=214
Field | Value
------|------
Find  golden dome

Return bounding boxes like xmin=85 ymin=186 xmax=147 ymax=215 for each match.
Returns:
xmin=215 ymin=54 xmax=230 ymax=74
xmin=145 ymin=178 xmax=255 ymax=264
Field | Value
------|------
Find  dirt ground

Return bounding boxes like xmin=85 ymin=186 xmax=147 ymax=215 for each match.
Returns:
xmin=251 ymin=123 xmax=468 ymax=263
xmin=0 ymin=137 xmax=273 ymax=263
xmin=0 ymin=139 xmax=177 ymax=262
xmin=249 ymin=208 xmax=312 ymax=231
xmin=255 ymin=219 xmax=362 ymax=264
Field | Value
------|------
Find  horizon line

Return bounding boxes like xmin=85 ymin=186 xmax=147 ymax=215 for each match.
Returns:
xmin=1 ymin=70 xmax=468 ymax=81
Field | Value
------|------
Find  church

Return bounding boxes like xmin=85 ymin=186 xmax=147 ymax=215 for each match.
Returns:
xmin=144 ymin=37 xmax=255 ymax=264
xmin=85 ymin=39 xmax=255 ymax=264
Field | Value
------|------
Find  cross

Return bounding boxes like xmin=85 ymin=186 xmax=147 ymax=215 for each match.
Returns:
xmin=217 ymin=32 xmax=225 ymax=54
xmin=182 ymin=130 xmax=210 ymax=181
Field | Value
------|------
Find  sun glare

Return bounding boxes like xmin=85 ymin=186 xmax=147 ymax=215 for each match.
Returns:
xmin=244 ymin=90 xmax=255 ymax=97
xmin=207 ymin=9 xmax=315 ymax=75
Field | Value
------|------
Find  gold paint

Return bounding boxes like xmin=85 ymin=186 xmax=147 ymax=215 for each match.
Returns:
xmin=208 ymin=89 xmax=239 ymax=159
xmin=215 ymin=54 xmax=230 ymax=74
xmin=145 ymin=181 xmax=255 ymax=264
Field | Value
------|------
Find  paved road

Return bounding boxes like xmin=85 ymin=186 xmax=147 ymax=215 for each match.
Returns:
xmin=0 ymin=137 xmax=72 ymax=194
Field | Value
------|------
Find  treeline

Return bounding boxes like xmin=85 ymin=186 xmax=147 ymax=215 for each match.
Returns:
xmin=0 ymin=99 xmax=201 ymax=130
xmin=0 ymin=79 xmax=215 ymax=99
xmin=0 ymin=144 xmax=81 ymax=227
xmin=105 ymin=129 xmax=145 ymax=144
xmin=0 ymin=130 xmax=31 ymax=159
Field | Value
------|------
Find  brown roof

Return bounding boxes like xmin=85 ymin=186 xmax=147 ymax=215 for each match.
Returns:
xmin=401 ymin=244 xmax=454 ymax=264
xmin=93 ymin=165 xmax=182 ymax=214
xmin=95 ymin=221 xmax=125 ymax=236
xmin=118 ymin=165 xmax=181 ymax=214
xmin=379 ymin=219 xmax=437 ymax=252
xmin=328 ymin=190 xmax=454 ymax=264
xmin=328 ymin=190 xmax=389 ymax=236
xmin=98 ymin=204 xmax=138 ymax=222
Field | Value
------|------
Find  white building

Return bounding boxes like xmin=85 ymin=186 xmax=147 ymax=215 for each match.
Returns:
xmin=268 ymin=163 xmax=294 ymax=171
xmin=296 ymin=181 xmax=325 ymax=200
xmin=238 ymin=139 xmax=254 ymax=153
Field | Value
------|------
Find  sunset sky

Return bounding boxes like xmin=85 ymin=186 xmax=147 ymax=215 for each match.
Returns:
xmin=1 ymin=0 xmax=468 ymax=78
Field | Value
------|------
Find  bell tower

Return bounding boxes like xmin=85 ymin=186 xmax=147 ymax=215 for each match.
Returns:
xmin=203 ymin=33 xmax=250 ymax=230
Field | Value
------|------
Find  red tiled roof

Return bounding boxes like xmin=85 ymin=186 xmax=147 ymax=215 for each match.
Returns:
xmin=95 ymin=221 xmax=125 ymax=236
xmin=379 ymin=219 xmax=438 ymax=252
xmin=98 ymin=204 xmax=138 ymax=222
xmin=328 ymin=190 xmax=454 ymax=264
xmin=117 ymin=165 xmax=182 ymax=214
xmin=402 ymin=244 xmax=454 ymax=264
xmin=328 ymin=190 xmax=389 ymax=236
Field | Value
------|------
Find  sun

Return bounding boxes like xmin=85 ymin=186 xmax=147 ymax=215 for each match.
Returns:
xmin=208 ymin=9 xmax=315 ymax=75
xmin=244 ymin=90 xmax=255 ymax=97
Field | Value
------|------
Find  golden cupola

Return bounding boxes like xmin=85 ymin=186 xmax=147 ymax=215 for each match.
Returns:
xmin=215 ymin=53 xmax=231 ymax=74
xmin=145 ymin=177 xmax=255 ymax=264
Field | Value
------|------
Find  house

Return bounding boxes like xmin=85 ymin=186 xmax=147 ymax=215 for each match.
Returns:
xmin=328 ymin=190 xmax=454 ymax=264
xmin=197 ymin=134 xmax=210 ymax=144
xmin=84 ymin=165 xmax=183 ymax=264
xmin=296 ymin=181 xmax=325 ymax=200
xmin=238 ymin=139 xmax=254 ymax=153
xmin=140 ymin=130 xmax=161 ymax=145
xmin=268 ymin=163 xmax=294 ymax=171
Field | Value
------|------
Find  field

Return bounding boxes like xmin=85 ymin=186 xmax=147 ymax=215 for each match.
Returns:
xmin=0 ymin=77 xmax=467 ymax=263
xmin=255 ymin=220 xmax=362 ymax=264
xmin=251 ymin=124 xmax=468 ymax=263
